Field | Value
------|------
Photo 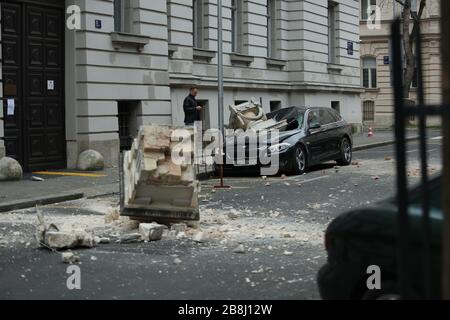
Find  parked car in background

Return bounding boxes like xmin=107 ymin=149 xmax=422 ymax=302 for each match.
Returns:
xmin=317 ymin=175 xmax=443 ymax=300
xmin=222 ymin=106 xmax=353 ymax=175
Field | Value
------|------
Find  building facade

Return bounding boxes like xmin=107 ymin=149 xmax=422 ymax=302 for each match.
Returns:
xmin=0 ymin=0 xmax=362 ymax=170
xmin=360 ymin=0 xmax=441 ymax=127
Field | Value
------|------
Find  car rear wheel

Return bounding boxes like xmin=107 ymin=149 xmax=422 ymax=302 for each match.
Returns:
xmin=336 ymin=137 xmax=352 ymax=166
xmin=286 ymin=145 xmax=307 ymax=175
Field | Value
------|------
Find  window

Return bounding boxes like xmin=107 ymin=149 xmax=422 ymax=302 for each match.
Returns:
xmin=167 ymin=1 xmax=172 ymax=43
xmin=411 ymin=67 xmax=418 ymax=88
xmin=328 ymin=1 xmax=338 ymax=64
xmin=270 ymin=101 xmax=281 ymax=112
xmin=193 ymin=0 xmax=204 ymax=48
xmin=362 ymin=57 xmax=377 ymax=88
xmin=307 ymin=110 xmax=320 ymax=127
xmin=319 ymin=109 xmax=335 ymax=125
xmin=114 ymin=0 xmax=133 ymax=33
xmin=411 ymin=0 xmax=418 ymax=15
xmin=362 ymin=101 xmax=375 ymax=122
xmin=329 ymin=108 xmax=342 ymax=122
xmin=267 ymin=0 xmax=277 ymax=58
xmin=231 ymin=0 xmax=243 ymax=53
xmin=361 ymin=0 xmax=376 ymax=20
xmin=331 ymin=101 xmax=340 ymax=115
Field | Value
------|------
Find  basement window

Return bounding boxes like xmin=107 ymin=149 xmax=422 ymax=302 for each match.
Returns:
xmin=118 ymin=101 xmax=138 ymax=151
xmin=331 ymin=101 xmax=340 ymax=114
xmin=270 ymin=101 xmax=281 ymax=112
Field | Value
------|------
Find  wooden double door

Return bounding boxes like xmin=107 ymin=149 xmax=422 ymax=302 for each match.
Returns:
xmin=1 ymin=0 xmax=65 ymax=171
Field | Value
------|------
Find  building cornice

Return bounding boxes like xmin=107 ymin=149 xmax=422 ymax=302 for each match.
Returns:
xmin=169 ymin=75 xmax=363 ymax=93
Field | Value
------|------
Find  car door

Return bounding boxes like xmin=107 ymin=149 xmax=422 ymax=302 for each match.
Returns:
xmin=326 ymin=109 xmax=344 ymax=157
xmin=304 ymin=109 xmax=329 ymax=162
xmin=319 ymin=109 xmax=340 ymax=159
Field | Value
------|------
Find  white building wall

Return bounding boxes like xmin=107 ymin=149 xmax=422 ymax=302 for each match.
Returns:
xmin=65 ymin=0 xmax=172 ymax=167
xmin=0 ymin=0 xmax=362 ymax=167
xmin=169 ymin=0 xmax=362 ymax=131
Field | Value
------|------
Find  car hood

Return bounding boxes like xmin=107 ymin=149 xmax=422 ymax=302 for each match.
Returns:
xmin=326 ymin=175 xmax=443 ymax=246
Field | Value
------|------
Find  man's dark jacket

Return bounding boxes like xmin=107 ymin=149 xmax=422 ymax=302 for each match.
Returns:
xmin=183 ymin=94 xmax=198 ymax=125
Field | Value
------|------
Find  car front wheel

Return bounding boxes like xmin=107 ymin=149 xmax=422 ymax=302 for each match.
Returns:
xmin=285 ymin=145 xmax=307 ymax=175
xmin=336 ymin=137 xmax=352 ymax=166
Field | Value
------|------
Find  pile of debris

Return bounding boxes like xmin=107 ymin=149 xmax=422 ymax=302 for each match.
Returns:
xmin=36 ymin=208 xmax=95 ymax=250
xmin=122 ymin=125 xmax=200 ymax=221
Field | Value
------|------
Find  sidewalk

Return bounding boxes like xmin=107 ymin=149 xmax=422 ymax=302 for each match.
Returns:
xmin=353 ymin=128 xmax=441 ymax=151
xmin=0 ymin=167 xmax=119 ymax=212
xmin=0 ymin=129 xmax=442 ymax=212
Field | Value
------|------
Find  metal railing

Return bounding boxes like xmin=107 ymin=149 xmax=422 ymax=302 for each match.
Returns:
xmin=391 ymin=18 xmax=449 ymax=299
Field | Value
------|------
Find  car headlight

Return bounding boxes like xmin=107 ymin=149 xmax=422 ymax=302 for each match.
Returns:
xmin=267 ymin=143 xmax=291 ymax=154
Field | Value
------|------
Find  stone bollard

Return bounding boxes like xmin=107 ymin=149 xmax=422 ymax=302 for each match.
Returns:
xmin=77 ymin=149 xmax=105 ymax=171
xmin=0 ymin=157 xmax=23 ymax=181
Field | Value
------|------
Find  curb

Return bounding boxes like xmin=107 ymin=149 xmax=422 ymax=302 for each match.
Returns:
xmin=0 ymin=192 xmax=84 ymax=213
xmin=353 ymin=135 xmax=420 ymax=151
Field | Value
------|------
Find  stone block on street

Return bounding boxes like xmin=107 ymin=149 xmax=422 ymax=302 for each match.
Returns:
xmin=139 ymin=223 xmax=164 ymax=241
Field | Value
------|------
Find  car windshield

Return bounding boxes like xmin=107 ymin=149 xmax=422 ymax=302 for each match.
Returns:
xmin=269 ymin=107 xmax=305 ymax=130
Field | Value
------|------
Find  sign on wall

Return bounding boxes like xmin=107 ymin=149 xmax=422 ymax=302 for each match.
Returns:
xmin=347 ymin=42 xmax=354 ymax=56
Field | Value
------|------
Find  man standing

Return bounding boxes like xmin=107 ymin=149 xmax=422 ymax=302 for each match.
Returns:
xmin=183 ymin=86 xmax=202 ymax=126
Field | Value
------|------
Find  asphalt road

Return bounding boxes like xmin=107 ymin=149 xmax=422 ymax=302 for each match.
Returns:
xmin=0 ymin=137 xmax=443 ymax=300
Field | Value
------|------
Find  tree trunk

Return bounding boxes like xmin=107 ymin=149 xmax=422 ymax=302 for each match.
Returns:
xmin=402 ymin=0 xmax=415 ymax=100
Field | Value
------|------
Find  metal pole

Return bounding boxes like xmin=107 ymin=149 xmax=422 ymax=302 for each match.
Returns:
xmin=214 ymin=0 xmax=230 ymax=189
xmin=218 ymin=0 xmax=224 ymax=137
xmin=414 ymin=21 xmax=432 ymax=299
xmin=392 ymin=19 xmax=411 ymax=299
xmin=442 ymin=0 xmax=450 ymax=300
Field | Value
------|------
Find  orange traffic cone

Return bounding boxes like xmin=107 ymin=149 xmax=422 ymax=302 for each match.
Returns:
xmin=368 ymin=126 xmax=374 ymax=138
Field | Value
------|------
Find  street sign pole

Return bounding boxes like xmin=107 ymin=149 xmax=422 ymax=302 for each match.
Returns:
xmin=218 ymin=0 xmax=224 ymax=137
xmin=215 ymin=0 xmax=230 ymax=189
xmin=442 ymin=0 xmax=450 ymax=299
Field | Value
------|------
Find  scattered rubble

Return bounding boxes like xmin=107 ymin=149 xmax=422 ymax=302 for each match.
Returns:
xmin=233 ymin=244 xmax=245 ymax=254
xmin=139 ymin=223 xmax=164 ymax=241
xmin=119 ymin=233 xmax=142 ymax=244
xmin=36 ymin=208 xmax=94 ymax=250
xmin=227 ymin=211 xmax=239 ymax=220
xmin=99 ymin=237 xmax=111 ymax=244
xmin=104 ymin=208 xmax=120 ymax=224
xmin=193 ymin=232 xmax=206 ymax=243
xmin=170 ymin=223 xmax=187 ymax=234
xmin=61 ymin=252 xmax=80 ymax=264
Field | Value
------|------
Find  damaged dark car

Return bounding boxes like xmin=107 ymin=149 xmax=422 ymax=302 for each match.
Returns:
xmin=222 ymin=106 xmax=354 ymax=175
